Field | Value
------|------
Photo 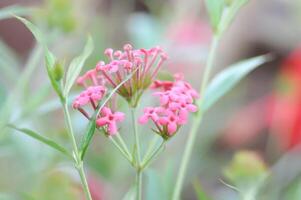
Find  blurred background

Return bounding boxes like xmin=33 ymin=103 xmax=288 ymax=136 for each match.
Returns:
xmin=1 ymin=0 xmax=301 ymax=199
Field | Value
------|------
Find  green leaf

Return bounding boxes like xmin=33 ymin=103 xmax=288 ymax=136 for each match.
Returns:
xmin=45 ymin=50 xmax=65 ymax=101
xmin=205 ymin=0 xmax=225 ymax=31
xmin=63 ymin=36 xmax=93 ymax=97
xmin=79 ymin=120 xmax=96 ymax=160
xmin=0 ymin=5 xmax=33 ymax=20
xmin=220 ymin=0 xmax=249 ymax=33
xmin=202 ymin=54 xmax=272 ymax=112
xmin=0 ymin=45 xmax=43 ymax=134
xmin=7 ymin=124 xmax=71 ymax=158
xmin=79 ymin=67 xmax=139 ymax=160
xmin=15 ymin=16 xmax=65 ymax=101
xmin=193 ymin=181 xmax=212 ymax=200
xmin=15 ymin=15 xmax=45 ymax=45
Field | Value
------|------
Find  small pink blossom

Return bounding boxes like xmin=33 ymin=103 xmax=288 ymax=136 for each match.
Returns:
xmin=72 ymin=86 xmax=106 ymax=109
xmin=138 ymin=107 xmax=163 ymax=124
xmin=150 ymin=80 xmax=174 ymax=91
xmin=94 ymin=44 xmax=168 ymax=105
xmin=76 ymin=68 xmax=106 ymax=88
xmin=158 ymin=111 xmax=180 ymax=135
xmin=96 ymin=107 xmax=125 ymax=135
xmin=139 ymin=74 xmax=199 ymax=139
xmin=72 ymin=45 xmax=198 ymax=141
xmin=74 ymin=44 xmax=168 ymax=107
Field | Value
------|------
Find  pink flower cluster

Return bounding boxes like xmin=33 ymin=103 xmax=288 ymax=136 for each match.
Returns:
xmin=139 ymin=74 xmax=199 ymax=139
xmin=72 ymin=85 xmax=123 ymax=135
xmin=73 ymin=44 xmax=167 ymax=135
xmin=96 ymin=44 xmax=168 ymax=105
xmin=73 ymin=44 xmax=168 ymax=135
xmin=95 ymin=107 xmax=125 ymax=135
xmin=73 ymin=86 xmax=106 ymax=109
xmin=72 ymin=44 xmax=198 ymax=138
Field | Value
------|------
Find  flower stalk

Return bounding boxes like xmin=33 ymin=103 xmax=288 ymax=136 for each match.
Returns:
xmin=131 ymin=107 xmax=143 ymax=200
xmin=71 ymin=43 xmax=199 ymax=200
xmin=172 ymin=35 xmax=220 ymax=200
xmin=63 ymin=100 xmax=92 ymax=200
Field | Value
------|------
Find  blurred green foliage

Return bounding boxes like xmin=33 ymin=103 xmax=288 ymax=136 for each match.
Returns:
xmin=40 ymin=0 xmax=76 ymax=33
xmin=27 ymin=171 xmax=81 ymax=200
xmin=223 ymin=151 xmax=267 ymax=191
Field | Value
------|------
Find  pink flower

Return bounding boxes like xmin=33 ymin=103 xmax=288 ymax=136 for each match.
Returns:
xmin=72 ymin=44 xmax=198 ymax=141
xmin=139 ymin=74 xmax=199 ymax=139
xmin=94 ymin=44 xmax=168 ymax=106
xmin=76 ymin=68 xmax=106 ymax=88
xmin=74 ymin=44 xmax=168 ymax=108
xmin=72 ymin=86 xmax=106 ymax=109
xmin=150 ymin=80 xmax=174 ymax=91
xmin=158 ymin=111 xmax=180 ymax=135
xmin=168 ymin=99 xmax=198 ymax=122
xmin=96 ymin=107 xmax=125 ymax=135
xmin=138 ymin=107 xmax=163 ymax=124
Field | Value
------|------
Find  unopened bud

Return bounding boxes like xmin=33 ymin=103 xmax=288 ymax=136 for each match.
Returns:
xmin=53 ymin=61 xmax=64 ymax=81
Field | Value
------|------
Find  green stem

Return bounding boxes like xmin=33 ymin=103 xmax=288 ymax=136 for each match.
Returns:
xmin=136 ymin=169 xmax=142 ymax=200
xmin=63 ymin=102 xmax=79 ymax=157
xmin=172 ymin=35 xmax=220 ymax=200
xmin=141 ymin=140 xmax=165 ymax=170
xmin=172 ymin=115 xmax=203 ymax=200
xmin=109 ymin=136 xmax=133 ymax=164
xmin=142 ymin=135 xmax=160 ymax=163
xmin=131 ymin=108 xmax=141 ymax=164
xmin=116 ymin=133 xmax=132 ymax=159
xmin=200 ymin=35 xmax=220 ymax=95
xmin=78 ymin=162 xmax=93 ymax=200
xmin=63 ymin=101 xmax=92 ymax=200
xmin=131 ymin=107 xmax=142 ymax=200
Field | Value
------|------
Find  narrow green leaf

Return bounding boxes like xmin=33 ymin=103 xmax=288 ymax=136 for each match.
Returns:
xmin=79 ymin=67 xmax=139 ymax=160
xmin=7 ymin=124 xmax=71 ymax=158
xmin=205 ymin=0 xmax=225 ymax=31
xmin=64 ymin=36 xmax=94 ymax=97
xmin=202 ymin=54 xmax=272 ymax=112
xmin=45 ymin=50 xmax=65 ymax=101
xmin=220 ymin=0 xmax=249 ymax=33
xmin=15 ymin=15 xmax=45 ymax=45
xmin=193 ymin=181 xmax=212 ymax=200
xmin=79 ymin=120 xmax=96 ymax=160
xmin=0 ymin=44 xmax=43 ymax=134
xmin=15 ymin=16 xmax=65 ymax=101
xmin=0 ymin=5 xmax=33 ymax=20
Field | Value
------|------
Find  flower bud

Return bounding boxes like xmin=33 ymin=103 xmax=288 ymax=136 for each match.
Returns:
xmin=53 ymin=61 xmax=64 ymax=81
